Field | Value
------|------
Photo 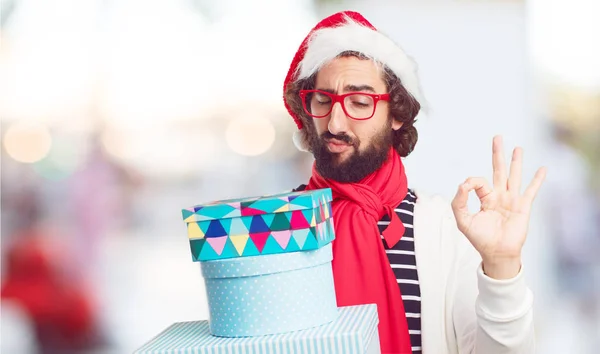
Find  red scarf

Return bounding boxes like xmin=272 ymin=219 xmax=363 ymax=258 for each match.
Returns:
xmin=305 ymin=148 xmax=412 ymax=354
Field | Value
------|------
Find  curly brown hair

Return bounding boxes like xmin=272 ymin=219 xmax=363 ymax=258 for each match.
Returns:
xmin=284 ymin=52 xmax=421 ymax=157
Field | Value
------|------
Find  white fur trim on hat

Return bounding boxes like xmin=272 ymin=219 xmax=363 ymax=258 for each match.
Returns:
xmin=292 ymin=129 xmax=309 ymax=152
xmin=297 ymin=15 xmax=426 ymax=108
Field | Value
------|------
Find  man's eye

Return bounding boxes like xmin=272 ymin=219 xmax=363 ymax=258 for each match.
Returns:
xmin=315 ymin=94 xmax=331 ymax=103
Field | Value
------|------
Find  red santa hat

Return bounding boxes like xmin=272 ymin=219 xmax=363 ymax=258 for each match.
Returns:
xmin=283 ymin=11 xmax=426 ymax=151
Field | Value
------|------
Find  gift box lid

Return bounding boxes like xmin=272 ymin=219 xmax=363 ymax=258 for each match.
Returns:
xmin=134 ymin=304 xmax=379 ymax=354
xmin=182 ymin=188 xmax=333 ymax=223
xmin=200 ymin=242 xmax=332 ymax=279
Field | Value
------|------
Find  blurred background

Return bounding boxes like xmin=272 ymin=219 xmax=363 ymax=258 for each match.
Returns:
xmin=1 ymin=0 xmax=598 ymax=353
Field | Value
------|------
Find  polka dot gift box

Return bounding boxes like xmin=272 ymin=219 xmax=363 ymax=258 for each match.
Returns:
xmin=180 ymin=188 xmax=338 ymax=338
xmin=201 ymin=243 xmax=337 ymax=337
xmin=181 ymin=188 xmax=335 ymax=261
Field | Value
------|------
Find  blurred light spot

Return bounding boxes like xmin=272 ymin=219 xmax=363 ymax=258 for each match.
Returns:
xmin=225 ymin=115 xmax=276 ymax=156
xmin=127 ymin=129 xmax=216 ymax=178
xmin=3 ymin=122 xmax=52 ymax=163
xmin=32 ymin=135 xmax=89 ymax=180
xmin=32 ymin=158 xmax=68 ymax=181
xmin=100 ymin=127 xmax=146 ymax=162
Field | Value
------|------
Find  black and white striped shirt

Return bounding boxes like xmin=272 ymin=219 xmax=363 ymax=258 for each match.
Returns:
xmin=378 ymin=189 xmax=421 ymax=353
xmin=295 ymin=186 xmax=422 ymax=353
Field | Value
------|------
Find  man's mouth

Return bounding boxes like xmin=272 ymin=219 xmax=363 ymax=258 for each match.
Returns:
xmin=325 ymin=138 xmax=352 ymax=153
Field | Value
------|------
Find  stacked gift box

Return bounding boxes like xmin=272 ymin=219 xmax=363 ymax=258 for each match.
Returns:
xmin=183 ymin=188 xmax=336 ymax=261
xmin=134 ymin=188 xmax=382 ymax=353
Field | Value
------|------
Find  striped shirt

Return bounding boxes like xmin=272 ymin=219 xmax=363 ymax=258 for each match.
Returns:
xmin=294 ymin=186 xmax=422 ymax=353
xmin=378 ymin=189 xmax=421 ymax=353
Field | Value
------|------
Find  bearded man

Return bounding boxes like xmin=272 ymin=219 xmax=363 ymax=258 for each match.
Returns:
xmin=283 ymin=11 xmax=546 ymax=354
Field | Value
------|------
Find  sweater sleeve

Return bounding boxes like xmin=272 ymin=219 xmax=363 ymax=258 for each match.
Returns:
xmin=451 ymin=227 xmax=536 ymax=354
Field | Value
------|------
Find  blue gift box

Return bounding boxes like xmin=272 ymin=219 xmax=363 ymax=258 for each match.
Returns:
xmin=134 ymin=304 xmax=381 ymax=354
xmin=181 ymin=189 xmax=335 ymax=261
xmin=201 ymin=243 xmax=338 ymax=337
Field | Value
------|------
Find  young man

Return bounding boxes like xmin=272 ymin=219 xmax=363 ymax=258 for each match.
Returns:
xmin=283 ymin=11 xmax=546 ymax=354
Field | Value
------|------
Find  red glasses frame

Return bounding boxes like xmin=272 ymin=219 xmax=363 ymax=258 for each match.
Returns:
xmin=299 ymin=89 xmax=390 ymax=120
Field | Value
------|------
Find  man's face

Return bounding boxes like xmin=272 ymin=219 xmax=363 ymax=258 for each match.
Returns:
xmin=308 ymin=56 xmax=402 ymax=183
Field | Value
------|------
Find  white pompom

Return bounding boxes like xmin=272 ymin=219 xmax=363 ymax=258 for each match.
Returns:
xmin=292 ymin=130 xmax=310 ymax=152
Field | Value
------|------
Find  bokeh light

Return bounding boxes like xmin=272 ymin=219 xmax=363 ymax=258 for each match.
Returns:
xmin=32 ymin=134 xmax=90 ymax=180
xmin=100 ymin=126 xmax=146 ymax=162
xmin=225 ymin=115 xmax=276 ymax=157
xmin=3 ymin=121 xmax=52 ymax=163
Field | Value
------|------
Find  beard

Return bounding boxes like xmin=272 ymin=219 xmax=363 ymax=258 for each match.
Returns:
xmin=309 ymin=121 xmax=393 ymax=183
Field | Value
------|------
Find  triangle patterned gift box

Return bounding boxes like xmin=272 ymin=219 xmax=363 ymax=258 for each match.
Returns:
xmin=182 ymin=188 xmax=335 ymax=261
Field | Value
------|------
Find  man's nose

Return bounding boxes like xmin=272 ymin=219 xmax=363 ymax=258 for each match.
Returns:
xmin=328 ymin=102 xmax=349 ymax=136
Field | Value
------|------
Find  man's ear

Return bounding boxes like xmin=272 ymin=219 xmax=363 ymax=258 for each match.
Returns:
xmin=392 ymin=119 xmax=403 ymax=131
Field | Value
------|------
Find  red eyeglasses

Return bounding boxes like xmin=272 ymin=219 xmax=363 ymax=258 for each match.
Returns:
xmin=299 ymin=89 xmax=390 ymax=120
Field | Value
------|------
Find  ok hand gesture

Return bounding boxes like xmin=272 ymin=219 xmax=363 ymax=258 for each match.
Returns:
xmin=451 ymin=136 xmax=547 ymax=279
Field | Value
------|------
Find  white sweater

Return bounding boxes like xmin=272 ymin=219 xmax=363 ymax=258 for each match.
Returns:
xmin=413 ymin=190 xmax=535 ymax=354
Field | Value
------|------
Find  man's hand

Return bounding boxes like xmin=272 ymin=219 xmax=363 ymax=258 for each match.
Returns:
xmin=451 ymin=136 xmax=546 ymax=279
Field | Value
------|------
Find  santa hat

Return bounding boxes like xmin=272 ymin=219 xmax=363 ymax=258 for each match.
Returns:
xmin=283 ymin=11 xmax=426 ymax=151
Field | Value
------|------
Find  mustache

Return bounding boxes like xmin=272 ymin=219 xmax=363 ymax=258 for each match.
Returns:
xmin=320 ymin=131 xmax=355 ymax=145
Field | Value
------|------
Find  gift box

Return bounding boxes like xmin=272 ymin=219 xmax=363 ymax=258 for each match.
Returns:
xmin=181 ymin=189 xmax=334 ymax=261
xmin=134 ymin=304 xmax=381 ymax=354
xmin=201 ymin=243 xmax=337 ymax=337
